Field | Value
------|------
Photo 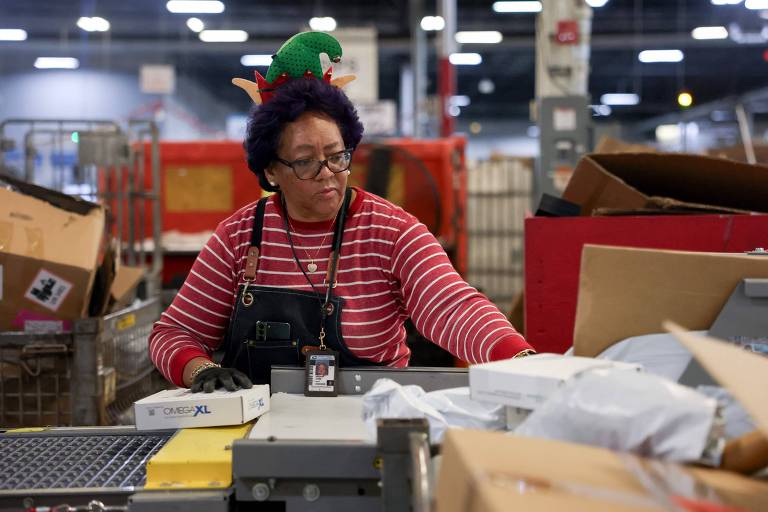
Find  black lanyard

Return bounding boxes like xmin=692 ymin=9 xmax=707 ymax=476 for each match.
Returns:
xmin=282 ymin=188 xmax=352 ymax=347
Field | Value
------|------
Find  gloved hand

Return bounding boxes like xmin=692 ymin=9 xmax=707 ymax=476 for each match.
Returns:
xmin=190 ymin=366 xmax=253 ymax=393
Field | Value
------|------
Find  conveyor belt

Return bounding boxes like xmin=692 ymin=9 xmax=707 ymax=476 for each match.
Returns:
xmin=0 ymin=430 xmax=172 ymax=492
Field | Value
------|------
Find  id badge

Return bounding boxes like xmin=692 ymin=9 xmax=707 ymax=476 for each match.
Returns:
xmin=304 ymin=350 xmax=339 ymax=397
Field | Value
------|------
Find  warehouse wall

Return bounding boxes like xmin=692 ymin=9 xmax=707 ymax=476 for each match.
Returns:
xmin=0 ymin=69 xmax=233 ymax=140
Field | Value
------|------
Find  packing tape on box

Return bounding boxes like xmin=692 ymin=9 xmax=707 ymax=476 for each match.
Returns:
xmin=24 ymin=226 xmax=44 ymax=258
xmin=0 ymin=221 xmax=12 ymax=251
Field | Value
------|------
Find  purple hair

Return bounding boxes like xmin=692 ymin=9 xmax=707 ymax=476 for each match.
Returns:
xmin=244 ymin=78 xmax=364 ymax=192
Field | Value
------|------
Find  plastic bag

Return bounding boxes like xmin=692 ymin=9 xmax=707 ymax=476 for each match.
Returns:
xmin=514 ymin=368 xmax=717 ymax=463
xmin=361 ymin=378 xmax=505 ymax=443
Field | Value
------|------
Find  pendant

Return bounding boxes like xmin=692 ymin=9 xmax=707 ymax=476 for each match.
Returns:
xmin=307 ymin=262 xmax=318 ymax=273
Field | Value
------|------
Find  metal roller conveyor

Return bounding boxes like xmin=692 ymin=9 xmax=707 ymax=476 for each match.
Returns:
xmin=0 ymin=429 xmax=173 ymax=511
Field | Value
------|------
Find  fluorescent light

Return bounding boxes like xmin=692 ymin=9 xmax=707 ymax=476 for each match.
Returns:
xmin=586 ymin=0 xmax=610 ymax=6
xmin=600 ymin=93 xmax=640 ymax=106
xmin=34 ymin=57 xmax=79 ymax=69
xmin=591 ymin=104 xmax=612 ymax=116
xmin=309 ymin=17 xmax=337 ymax=32
xmin=638 ymin=49 xmax=684 ymax=63
xmin=711 ymin=0 xmax=742 ymax=4
xmin=166 ymin=1 xmax=224 ymax=13
xmin=77 ymin=17 xmax=110 ymax=32
xmin=420 ymin=16 xmax=445 ymax=31
xmin=692 ymin=26 xmax=728 ymax=39
xmin=240 ymin=54 xmax=273 ymax=66
xmin=746 ymin=0 xmax=768 ymax=8
xmin=199 ymin=29 xmax=248 ymax=42
xmin=0 ymin=29 xmax=27 ymax=41
xmin=449 ymin=53 xmax=482 ymax=65
xmin=450 ymin=95 xmax=471 ymax=107
xmin=186 ymin=17 xmax=204 ymax=32
xmin=478 ymin=78 xmax=495 ymax=94
xmin=492 ymin=1 xmax=542 ymax=13
xmin=455 ymin=31 xmax=503 ymax=44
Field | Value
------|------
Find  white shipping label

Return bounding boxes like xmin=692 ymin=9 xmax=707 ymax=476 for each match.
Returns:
xmin=24 ymin=269 xmax=73 ymax=312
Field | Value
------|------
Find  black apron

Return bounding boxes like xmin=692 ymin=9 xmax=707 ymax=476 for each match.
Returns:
xmin=219 ymin=188 xmax=380 ymax=385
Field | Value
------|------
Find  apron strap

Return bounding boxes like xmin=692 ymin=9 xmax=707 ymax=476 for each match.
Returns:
xmin=244 ymin=196 xmax=270 ymax=281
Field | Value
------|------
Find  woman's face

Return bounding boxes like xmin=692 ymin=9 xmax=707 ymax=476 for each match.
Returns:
xmin=266 ymin=111 xmax=349 ymax=222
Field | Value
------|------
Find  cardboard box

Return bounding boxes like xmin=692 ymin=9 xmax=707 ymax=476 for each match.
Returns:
xmin=524 ymin=214 xmax=768 ymax=353
xmin=593 ymin=136 xmax=658 ymax=155
xmin=469 ymin=354 xmax=641 ymax=409
xmin=562 ymin=152 xmax=768 ymax=216
xmin=436 ymin=329 xmax=768 ymax=512
xmin=109 ymin=263 xmax=145 ymax=311
xmin=0 ymin=175 xmax=105 ymax=331
xmin=573 ymin=245 xmax=768 ymax=357
xmin=134 ymin=386 xmax=270 ymax=430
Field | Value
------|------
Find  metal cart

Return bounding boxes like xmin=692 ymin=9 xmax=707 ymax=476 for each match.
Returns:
xmin=0 ymin=298 xmax=167 ymax=428
xmin=0 ymin=118 xmax=167 ymax=428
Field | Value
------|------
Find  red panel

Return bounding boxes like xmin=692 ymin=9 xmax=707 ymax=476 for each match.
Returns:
xmin=524 ymin=214 xmax=768 ymax=354
xmin=353 ymin=137 xmax=468 ymax=275
xmin=141 ymin=141 xmax=261 ymax=235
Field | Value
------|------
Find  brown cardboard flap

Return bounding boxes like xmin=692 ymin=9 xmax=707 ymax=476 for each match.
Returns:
xmin=665 ymin=322 xmax=768 ymax=438
xmin=435 ymin=429 xmax=768 ymax=512
xmin=573 ymin=245 xmax=768 ymax=357
xmin=563 ymin=152 xmax=768 ymax=216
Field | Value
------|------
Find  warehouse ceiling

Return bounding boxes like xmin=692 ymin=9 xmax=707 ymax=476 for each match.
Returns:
xmin=1 ymin=0 xmax=767 ymax=124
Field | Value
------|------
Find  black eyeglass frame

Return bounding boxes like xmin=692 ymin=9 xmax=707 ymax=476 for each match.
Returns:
xmin=275 ymin=148 xmax=354 ymax=180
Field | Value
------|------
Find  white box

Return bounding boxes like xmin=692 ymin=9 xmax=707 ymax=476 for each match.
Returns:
xmin=134 ymin=385 xmax=270 ymax=430
xmin=469 ymin=354 xmax=642 ymax=410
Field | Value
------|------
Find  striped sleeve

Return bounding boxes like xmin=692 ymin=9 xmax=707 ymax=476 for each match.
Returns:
xmin=391 ymin=216 xmax=531 ymax=364
xmin=148 ymin=221 xmax=238 ymax=386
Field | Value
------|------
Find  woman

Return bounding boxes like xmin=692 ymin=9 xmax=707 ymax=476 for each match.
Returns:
xmin=148 ymin=36 xmax=533 ymax=393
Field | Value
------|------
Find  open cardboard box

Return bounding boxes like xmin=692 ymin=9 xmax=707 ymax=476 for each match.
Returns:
xmin=572 ymin=245 xmax=768 ymax=358
xmin=562 ymin=152 xmax=768 ymax=216
xmin=436 ymin=327 xmax=768 ymax=511
xmin=0 ymin=174 xmax=105 ymax=331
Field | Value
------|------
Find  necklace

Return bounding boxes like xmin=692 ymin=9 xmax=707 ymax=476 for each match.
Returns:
xmin=286 ymin=211 xmax=339 ymax=273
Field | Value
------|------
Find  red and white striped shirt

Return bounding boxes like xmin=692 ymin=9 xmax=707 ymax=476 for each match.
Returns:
xmin=149 ymin=188 xmax=531 ymax=386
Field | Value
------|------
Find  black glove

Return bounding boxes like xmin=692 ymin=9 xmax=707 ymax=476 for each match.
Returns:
xmin=190 ymin=367 xmax=253 ymax=393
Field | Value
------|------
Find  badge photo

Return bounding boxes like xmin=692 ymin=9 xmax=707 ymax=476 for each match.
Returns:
xmin=304 ymin=350 xmax=339 ymax=397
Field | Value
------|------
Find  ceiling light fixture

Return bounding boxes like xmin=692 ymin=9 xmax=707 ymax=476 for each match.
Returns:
xmin=309 ymin=17 xmax=337 ymax=32
xmin=450 ymin=95 xmax=471 ymax=107
xmin=449 ymin=53 xmax=482 ymax=65
xmin=600 ymin=93 xmax=640 ymax=106
xmin=34 ymin=57 xmax=79 ymax=69
xmin=455 ymin=31 xmax=503 ymax=44
xmin=420 ymin=16 xmax=445 ymax=31
xmin=492 ymin=1 xmax=542 ymax=13
xmin=586 ymin=0 xmax=610 ymax=7
xmin=691 ymin=26 xmax=728 ymax=39
xmin=0 ymin=29 xmax=27 ymax=41
xmin=240 ymin=54 xmax=273 ymax=66
xmin=710 ymin=0 xmax=742 ymax=4
xmin=166 ymin=1 xmax=225 ymax=14
xmin=186 ymin=17 xmax=205 ymax=32
xmin=76 ymin=17 xmax=110 ymax=32
xmin=638 ymin=49 xmax=684 ymax=63
xmin=478 ymin=78 xmax=495 ymax=94
xmin=199 ymin=29 xmax=248 ymax=42
xmin=744 ymin=0 xmax=768 ymax=7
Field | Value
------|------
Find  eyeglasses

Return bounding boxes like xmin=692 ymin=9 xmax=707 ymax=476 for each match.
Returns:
xmin=275 ymin=148 xmax=354 ymax=180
